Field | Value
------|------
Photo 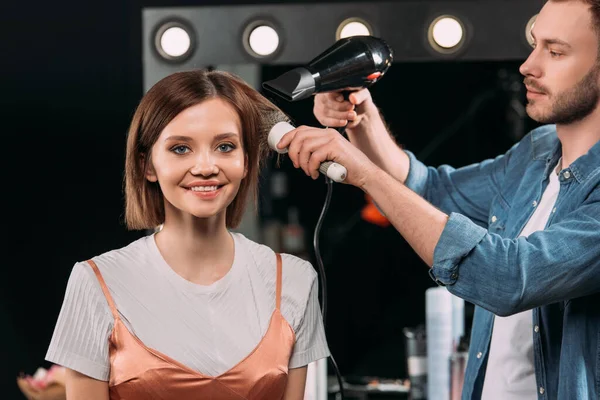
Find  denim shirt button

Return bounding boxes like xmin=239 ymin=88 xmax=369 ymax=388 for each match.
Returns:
xmin=532 ymin=200 xmax=538 ymax=207
xmin=477 ymin=352 xmax=482 ymax=359
xmin=534 ymin=325 xmax=539 ymax=333
xmin=491 ymin=216 xmax=497 ymax=223
xmin=539 ymin=387 xmax=545 ymax=395
xmin=428 ymin=269 xmax=446 ymax=286
xmin=563 ymin=171 xmax=571 ymax=179
xmin=451 ymin=272 xmax=458 ymax=279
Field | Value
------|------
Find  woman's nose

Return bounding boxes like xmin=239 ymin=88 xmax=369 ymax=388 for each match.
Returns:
xmin=190 ymin=152 xmax=219 ymax=176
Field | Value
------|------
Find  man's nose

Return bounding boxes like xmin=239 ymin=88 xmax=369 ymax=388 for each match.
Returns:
xmin=519 ymin=48 xmax=541 ymax=78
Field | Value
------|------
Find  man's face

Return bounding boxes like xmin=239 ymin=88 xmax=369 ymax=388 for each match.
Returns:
xmin=519 ymin=1 xmax=600 ymax=125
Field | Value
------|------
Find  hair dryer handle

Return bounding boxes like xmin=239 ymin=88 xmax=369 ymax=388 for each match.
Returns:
xmin=319 ymin=161 xmax=347 ymax=183
xmin=334 ymin=90 xmax=352 ymax=136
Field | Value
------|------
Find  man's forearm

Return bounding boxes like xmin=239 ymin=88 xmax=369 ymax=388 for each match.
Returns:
xmin=362 ymin=166 xmax=448 ymax=266
xmin=346 ymin=107 xmax=411 ymax=184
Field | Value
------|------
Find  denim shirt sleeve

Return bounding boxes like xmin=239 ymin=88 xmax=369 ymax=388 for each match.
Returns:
xmin=404 ymin=145 xmax=517 ymax=227
xmin=431 ymin=190 xmax=600 ymax=317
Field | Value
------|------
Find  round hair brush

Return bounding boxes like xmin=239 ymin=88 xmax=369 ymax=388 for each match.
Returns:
xmin=261 ymin=110 xmax=347 ymax=183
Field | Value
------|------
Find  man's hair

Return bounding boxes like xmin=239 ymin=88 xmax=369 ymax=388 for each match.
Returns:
xmin=123 ymin=69 xmax=280 ymax=230
xmin=551 ymin=0 xmax=600 ymax=37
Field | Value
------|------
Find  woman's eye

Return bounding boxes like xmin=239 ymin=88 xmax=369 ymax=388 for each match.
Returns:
xmin=171 ymin=145 xmax=190 ymax=154
xmin=218 ymin=143 xmax=235 ymax=152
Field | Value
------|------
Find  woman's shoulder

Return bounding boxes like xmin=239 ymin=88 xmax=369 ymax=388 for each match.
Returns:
xmin=85 ymin=234 xmax=152 ymax=270
xmin=234 ymin=233 xmax=318 ymax=329
xmin=233 ymin=232 xmax=317 ymax=287
xmin=68 ymin=234 xmax=153 ymax=288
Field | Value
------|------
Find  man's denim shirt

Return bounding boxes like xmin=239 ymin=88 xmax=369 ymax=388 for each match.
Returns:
xmin=404 ymin=125 xmax=600 ymax=399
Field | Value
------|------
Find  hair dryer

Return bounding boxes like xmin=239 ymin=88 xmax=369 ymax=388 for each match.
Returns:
xmin=262 ymin=36 xmax=393 ymax=101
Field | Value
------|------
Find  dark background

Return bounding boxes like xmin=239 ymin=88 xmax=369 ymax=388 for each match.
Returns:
xmin=2 ymin=0 xmax=539 ymax=397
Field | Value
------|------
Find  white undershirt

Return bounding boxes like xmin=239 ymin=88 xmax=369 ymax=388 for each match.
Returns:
xmin=481 ymin=162 xmax=561 ymax=399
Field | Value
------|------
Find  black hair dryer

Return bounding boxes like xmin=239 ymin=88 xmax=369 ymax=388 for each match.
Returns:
xmin=262 ymin=36 xmax=393 ymax=102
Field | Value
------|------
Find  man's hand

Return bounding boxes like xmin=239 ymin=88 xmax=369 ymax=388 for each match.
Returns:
xmin=277 ymin=124 xmax=448 ymax=267
xmin=313 ymin=89 xmax=374 ymax=129
xmin=313 ymin=89 xmax=410 ymax=184
xmin=277 ymin=125 xmax=378 ymax=188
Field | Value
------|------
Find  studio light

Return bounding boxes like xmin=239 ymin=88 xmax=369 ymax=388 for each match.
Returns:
xmin=336 ymin=18 xmax=372 ymax=40
xmin=154 ymin=21 xmax=194 ymax=61
xmin=525 ymin=14 xmax=537 ymax=47
xmin=143 ymin=1 xmax=542 ymax=73
xmin=243 ymin=21 xmax=281 ymax=58
xmin=428 ymin=15 xmax=466 ymax=54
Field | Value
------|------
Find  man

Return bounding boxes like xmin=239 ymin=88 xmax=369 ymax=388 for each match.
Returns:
xmin=277 ymin=0 xmax=600 ymax=398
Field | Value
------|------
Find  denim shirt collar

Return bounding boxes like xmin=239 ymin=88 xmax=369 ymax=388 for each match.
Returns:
xmin=531 ymin=124 xmax=600 ymax=183
xmin=570 ymin=138 xmax=600 ymax=183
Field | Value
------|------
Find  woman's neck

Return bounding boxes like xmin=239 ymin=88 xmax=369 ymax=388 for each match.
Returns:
xmin=154 ymin=215 xmax=235 ymax=285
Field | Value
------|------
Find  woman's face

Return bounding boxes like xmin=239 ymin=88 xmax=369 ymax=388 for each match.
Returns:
xmin=145 ymin=97 xmax=247 ymax=224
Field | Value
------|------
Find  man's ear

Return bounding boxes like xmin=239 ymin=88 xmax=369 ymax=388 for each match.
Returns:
xmin=142 ymin=153 xmax=158 ymax=182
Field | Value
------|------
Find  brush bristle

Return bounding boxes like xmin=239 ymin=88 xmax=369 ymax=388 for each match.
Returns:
xmin=257 ymin=107 xmax=291 ymax=165
xmin=260 ymin=109 xmax=290 ymax=135
xmin=258 ymin=107 xmax=290 ymax=149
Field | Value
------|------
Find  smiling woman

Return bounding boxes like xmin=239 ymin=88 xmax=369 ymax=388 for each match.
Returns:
xmin=142 ymin=98 xmax=248 ymax=226
xmin=44 ymin=70 xmax=330 ymax=400
xmin=124 ymin=70 xmax=274 ymax=230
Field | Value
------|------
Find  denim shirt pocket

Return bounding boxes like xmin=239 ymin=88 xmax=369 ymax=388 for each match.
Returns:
xmin=488 ymin=195 xmax=510 ymax=232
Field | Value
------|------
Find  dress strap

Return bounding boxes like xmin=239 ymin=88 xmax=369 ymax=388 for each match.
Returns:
xmin=275 ymin=253 xmax=282 ymax=310
xmin=86 ymin=260 xmax=119 ymax=321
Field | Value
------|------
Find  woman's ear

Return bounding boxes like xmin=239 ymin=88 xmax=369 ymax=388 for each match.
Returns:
xmin=243 ymin=154 xmax=248 ymax=178
xmin=142 ymin=153 xmax=158 ymax=182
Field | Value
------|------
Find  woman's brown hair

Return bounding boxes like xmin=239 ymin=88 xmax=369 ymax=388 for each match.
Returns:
xmin=124 ymin=69 xmax=280 ymax=230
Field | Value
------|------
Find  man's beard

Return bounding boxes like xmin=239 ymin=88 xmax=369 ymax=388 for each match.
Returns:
xmin=526 ymin=64 xmax=600 ymax=125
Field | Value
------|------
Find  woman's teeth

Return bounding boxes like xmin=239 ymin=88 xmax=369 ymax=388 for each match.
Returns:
xmin=190 ymin=186 xmax=219 ymax=192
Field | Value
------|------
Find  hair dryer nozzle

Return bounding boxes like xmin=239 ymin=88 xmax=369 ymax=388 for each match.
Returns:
xmin=262 ymin=67 xmax=316 ymax=101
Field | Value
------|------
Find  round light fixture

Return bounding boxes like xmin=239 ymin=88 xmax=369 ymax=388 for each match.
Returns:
xmin=428 ymin=15 xmax=466 ymax=54
xmin=336 ymin=18 xmax=373 ymax=40
xmin=154 ymin=21 xmax=194 ymax=61
xmin=248 ymin=25 xmax=279 ymax=56
xmin=525 ymin=14 xmax=538 ymax=48
xmin=243 ymin=21 xmax=281 ymax=58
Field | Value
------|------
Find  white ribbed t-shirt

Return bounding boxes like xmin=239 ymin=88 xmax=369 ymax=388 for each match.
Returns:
xmin=45 ymin=232 xmax=330 ymax=381
xmin=481 ymin=162 xmax=561 ymax=399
